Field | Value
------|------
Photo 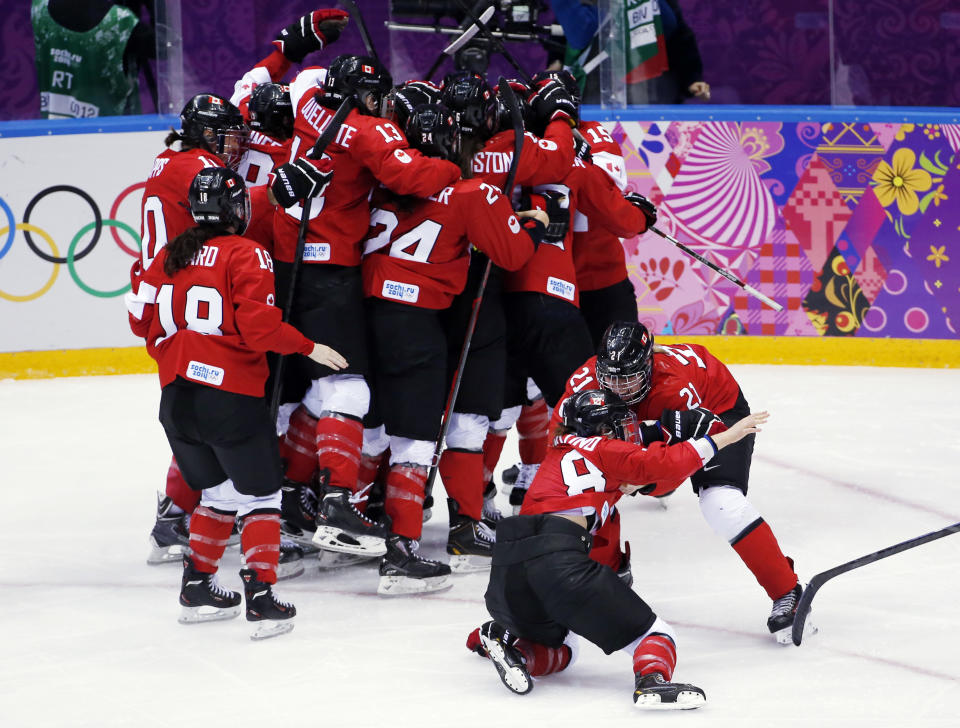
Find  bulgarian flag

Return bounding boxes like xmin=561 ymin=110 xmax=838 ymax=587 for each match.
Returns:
xmin=624 ymin=0 xmax=668 ymax=83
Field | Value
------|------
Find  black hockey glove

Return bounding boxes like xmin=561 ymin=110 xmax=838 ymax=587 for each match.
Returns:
xmin=527 ymin=79 xmax=577 ymax=130
xmin=273 ymin=9 xmax=349 ymax=63
xmin=624 ymin=191 xmax=657 ymax=231
xmin=659 ymin=407 xmax=725 ymax=443
xmin=572 ymin=130 xmax=592 ymax=164
xmin=270 ymin=157 xmax=333 ymax=208
xmin=520 ymin=216 xmax=547 ymax=250
xmin=522 ymin=191 xmax=569 ymax=244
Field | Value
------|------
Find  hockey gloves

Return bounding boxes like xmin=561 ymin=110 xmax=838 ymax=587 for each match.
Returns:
xmin=270 ymin=157 xmax=334 ymax=208
xmin=522 ymin=191 xmax=569 ymax=244
xmin=573 ymin=131 xmax=592 ymax=164
xmin=625 ymin=191 xmax=657 ymax=231
xmin=273 ymin=9 xmax=349 ymax=63
xmin=659 ymin=407 xmax=726 ymax=443
xmin=527 ymin=79 xmax=578 ymax=130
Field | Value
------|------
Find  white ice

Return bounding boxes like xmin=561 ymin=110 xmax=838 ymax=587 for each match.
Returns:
xmin=2 ymin=365 xmax=959 ymax=727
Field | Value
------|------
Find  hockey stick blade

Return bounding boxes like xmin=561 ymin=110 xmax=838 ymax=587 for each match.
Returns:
xmin=791 ymin=520 xmax=960 ymax=646
xmin=443 ymin=5 xmax=496 ymax=55
xmin=269 ymin=97 xmax=354 ymax=421
xmin=339 ymin=0 xmax=380 ymax=65
xmin=649 ymin=226 xmax=783 ymax=312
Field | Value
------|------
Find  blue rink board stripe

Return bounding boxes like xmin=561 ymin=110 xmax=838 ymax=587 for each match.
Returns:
xmin=2 ymin=105 xmax=960 ymax=138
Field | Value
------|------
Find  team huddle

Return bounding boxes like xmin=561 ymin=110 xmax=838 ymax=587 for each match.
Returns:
xmin=125 ymin=7 xmax=809 ymax=709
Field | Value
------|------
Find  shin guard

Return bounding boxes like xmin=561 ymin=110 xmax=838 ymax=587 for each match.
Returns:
xmin=731 ymin=519 xmax=799 ymax=600
xmin=633 ymin=633 xmax=677 ymax=680
xmin=438 ymin=449 xmax=484 ymax=520
xmin=187 ymin=506 xmax=236 ymax=573
xmin=166 ymin=457 xmax=201 ymax=513
xmin=517 ymin=398 xmax=549 ymax=465
xmin=482 ymin=430 xmax=508 ymax=486
xmin=315 ymin=413 xmax=363 ymax=492
xmin=240 ymin=511 xmax=282 ymax=585
xmin=384 ymin=464 xmax=427 ymax=540
xmin=279 ymin=405 xmax=319 ymax=484
xmin=516 ymin=639 xmax=572 ymax=677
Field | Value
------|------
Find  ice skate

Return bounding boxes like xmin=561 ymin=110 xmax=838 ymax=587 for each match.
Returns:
xmin=240 ymin=568 xmax=296 ymax=640
xmin=316 ymin=549 xmax=379 ymax=570
xmin=446 ymin=499 xmax=495 ymax=573
xmin=481 ymin=481 xmax=504 ymax=530
xmin=478 ymin=621 xmax=532 ymax=695
xmin=147 ymin=493 xmax=190 ymax=564
xmin=313 ymin=483 xmax=388 ymax=557
xmin=377 ymin=535 xmax=452 ymax=596
xmin=633 ymin=672 xmax=706 ymax=710
xmin=177 ymin=556 xmax=241 ymax=624
xmin=502 ymin=463 xmax=539 ymax=515
xmin=768 ymin=582 xmax=816 ymax=644
xmin=279 ymin=479 xmax=319 ymax=548
xmin=276 ymin=536 xmax=305 ymax=580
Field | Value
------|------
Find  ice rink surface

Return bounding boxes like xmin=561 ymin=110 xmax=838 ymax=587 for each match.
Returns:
xmin=2 ymin=364 xmax=959 ymax=727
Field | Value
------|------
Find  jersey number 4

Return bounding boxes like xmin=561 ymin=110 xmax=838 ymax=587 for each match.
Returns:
xmin=364 ymin=208 xmax=442 ymax=262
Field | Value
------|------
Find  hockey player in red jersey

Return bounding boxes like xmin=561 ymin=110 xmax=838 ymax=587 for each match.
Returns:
xmin=467 ymin=388 xmax=768 ymax=708
xmin=360 ymin=103 xmax=548 ymax=594
xmin=553 ymin=321 xmax=810 ymax=643
xmin=142 ymin=92 xmax=332 ymax=569
xmin=126 ymin=167 xmax=347 ymax=639
xmin=273 ymin=54 xmax=462 ymax=560
xmin=429 ymin=73 xmax=577 ymax=539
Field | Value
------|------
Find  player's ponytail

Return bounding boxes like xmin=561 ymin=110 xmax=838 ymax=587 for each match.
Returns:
xmin=163 ymin=225 xmax=224 ymax=276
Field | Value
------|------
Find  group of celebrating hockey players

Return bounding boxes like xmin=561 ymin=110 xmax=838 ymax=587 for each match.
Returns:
xmin=125 ymin=6 xmax=809 ymax=708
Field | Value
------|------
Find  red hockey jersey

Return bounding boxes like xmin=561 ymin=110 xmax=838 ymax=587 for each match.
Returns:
xmin=126 ymin=234 xmax=314 ymax=397
xmin=572 ymin=121 xmax=631 ymax=292
xmin=362 ymin=179 xmax=535 ymax=309
xmin=471 ymin=120 xmax=574 ymax=190
xmin=551 ymin=345 xmax=742 ymax=431
xmin=272 ymin=67 xmax=460 ymax=267
xmin=520 ymin=432 xmax=710 ymax=531
xmin=506 ymin=160 xmax=648 ymax=305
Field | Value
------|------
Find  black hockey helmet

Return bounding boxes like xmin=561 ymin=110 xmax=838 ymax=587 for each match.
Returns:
xmin=383 ymin=80 xmax=442 ymax=130
xmin=179 ymin=93 xmax=249 ymax=169
xmin=560 ymin=389 xmax=640 ymax=443
xmin=323 ymin=54 xmax=393 ymax=115
xmin=493 ymin=78 xmax=534 ymax=133
xmin=188 ymin=167 xmax=250 ymax=235
xmin=404 ymin=103 xmax=461 ymax=163
xmin=440 ymin=71 xmax=498 ymax=139
xmin=247 ymin=82 xmax=294 ymax=140
xmin=596 ymin=321 xmax=655 ymax=405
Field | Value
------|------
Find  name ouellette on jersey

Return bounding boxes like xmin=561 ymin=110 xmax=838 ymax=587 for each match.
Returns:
xmin=126 ymin=235 xmax=314 ymax=397
xmin=272 ymin=67 xmax=460 ymax=267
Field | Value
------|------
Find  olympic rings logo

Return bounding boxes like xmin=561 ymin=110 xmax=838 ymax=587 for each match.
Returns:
xmin=0 ymin=183 xmax=143 ymax=302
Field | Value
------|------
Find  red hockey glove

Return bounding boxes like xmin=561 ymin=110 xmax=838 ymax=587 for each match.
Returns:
xmin=273 ymin=9 xmax=349 ymax=63
xmin=270 ymin=157 xmax=333 ymax=208
xmin=624 ymin=191 xmax=657 ymax=231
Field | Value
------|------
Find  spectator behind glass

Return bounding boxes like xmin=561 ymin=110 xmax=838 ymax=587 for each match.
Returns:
xmin=31 ymin=0 xmax=156 ymax=119
xmin=551 ymin=0 xmax=710 ymax=105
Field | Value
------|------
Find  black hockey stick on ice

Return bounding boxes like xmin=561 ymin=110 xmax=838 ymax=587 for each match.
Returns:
xmin=339 ymin=0 xmax=381 ymax=65
xmin=425 ymin=3 xmax=496 ymax=80
xmin=425 ymin=76 xmax=524 ymax=496
xmin=791 ymin=520 xmax=960 ymax=646
xmin=269 ymin=96 xmax=354 ymax=421
xmin=649 ymin=226 xmax=783 ymax=312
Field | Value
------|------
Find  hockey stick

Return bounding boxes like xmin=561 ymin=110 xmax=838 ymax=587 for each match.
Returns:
xmin=425 ymin=3 xmax=496 ymax=80
xmin=649 ymin=226 xmax=783 ymax=312
xmin=791 ymin=520 xmax=960 ymax=646
xmin=269 ymin=96 xmax=354 ymax=421
xmin=339 ymin=0 xmax=380 ymax=65
xmin=425 ymin=76 xmax=524 ymax=496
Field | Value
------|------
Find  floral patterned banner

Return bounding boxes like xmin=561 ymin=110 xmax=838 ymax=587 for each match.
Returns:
xmin=608 ymin=120 xmax=960 ymax=339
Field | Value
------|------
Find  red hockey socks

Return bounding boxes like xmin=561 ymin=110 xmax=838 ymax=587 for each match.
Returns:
xmin=279 ymin=405 xmax=319 ymax=484
xmin=187 ymin=506 xmax=236 ymax=573
xmin=315 ymin=412 xmax=363 ymax=492
xmin=240 ymin=511 xmax=282 ymax=584
xmin=384 ymin=464 xmax=427 ymax=540
xmin=482 ymin=430 xmax=508 ymax=487
xmin=517 ymin=398 xmax=549 ymax=464
xmin=731 ymin=519 xmax=799 ymax=600
xmin=165 ymin=457 xmax=200 ymax=513
xmin=633 ymin=633 xmax=677 ymax=680
xmin=357 ymin=450 xmax=387 ymax=491
xmin=438 ymin=449 xmax=484 ymax=520
xmin=516 ymin=639 xmax=572 ymax=676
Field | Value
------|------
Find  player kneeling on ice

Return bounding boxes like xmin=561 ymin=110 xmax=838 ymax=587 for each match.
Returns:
xmin=126 ymin=167 xmax=346 ymax=639
xmin=466 ymin=389 xmax=768 ymax=708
